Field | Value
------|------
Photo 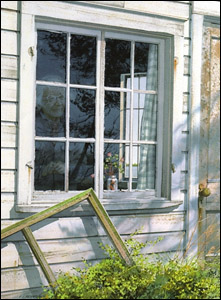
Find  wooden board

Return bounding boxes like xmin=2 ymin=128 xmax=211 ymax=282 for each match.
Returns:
xmin=22 ymin=227 xmax=56 ymax=285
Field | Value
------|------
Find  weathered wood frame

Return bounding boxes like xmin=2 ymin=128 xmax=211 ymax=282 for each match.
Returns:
xmin=1 ymin=188 xmax=134 ymax=286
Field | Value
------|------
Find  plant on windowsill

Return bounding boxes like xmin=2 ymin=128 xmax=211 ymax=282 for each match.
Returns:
xmin=104 ymin=152 xmax=124 ymax=191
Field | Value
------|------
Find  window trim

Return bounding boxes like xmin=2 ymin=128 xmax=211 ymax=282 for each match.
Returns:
xmin=17 ymin=1 xmax=185 ymax=211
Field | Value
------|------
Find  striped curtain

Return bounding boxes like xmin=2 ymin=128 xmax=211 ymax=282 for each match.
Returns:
xmin=137 ymin=44 xmax=158 ymax=190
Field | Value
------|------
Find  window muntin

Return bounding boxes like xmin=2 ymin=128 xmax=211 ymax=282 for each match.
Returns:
xmin=34 ymin=25 xmax=162 ymax=197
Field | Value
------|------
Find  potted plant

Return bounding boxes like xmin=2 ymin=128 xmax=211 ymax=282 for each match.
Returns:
xmin=104 ymin=152 xmax=124 ymax=191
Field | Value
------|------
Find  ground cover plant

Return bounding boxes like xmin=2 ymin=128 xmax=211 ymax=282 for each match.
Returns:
xmin=41 ymin=230 xmax=220 ymax=299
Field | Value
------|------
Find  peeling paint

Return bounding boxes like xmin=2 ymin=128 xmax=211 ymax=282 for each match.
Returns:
xmin=199 ymin=25 xmax=220 ymax=259
xmin=174 ymin=56 xmax=179 ymax=74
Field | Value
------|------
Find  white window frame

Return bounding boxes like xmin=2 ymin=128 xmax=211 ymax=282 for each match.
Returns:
xmin=17 ymin=1 xmax=185 ymax=211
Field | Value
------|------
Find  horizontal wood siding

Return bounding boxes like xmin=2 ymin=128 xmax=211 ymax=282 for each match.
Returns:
xmin=1 ymin=123 xmax=17 ymax=148
xmin=1 ymin=1 xmax=19 ymax=10
xmin=124 ymin=1 xmax=189 ymax=20
xmin=1 ymin=79 xmax=18 ymax=102
xmin=1 ymin=214 xmax=185 ymax=241
xmin=1 ymin=102 xmax=17 ymax=122
xmin=70 ymin=1 xmax=190 ymax=20
xmin=1 ymin=232 xmax=185 ymax=269
xmin=1 ymin=56 xmax=18 ymax=79
xmin=1 ymin=1 xmax=192 ymax=299
xmin=1 ymin=213 xmax=185 ymax=296
xmin=1 ymin=0 xmax=19 ymax=227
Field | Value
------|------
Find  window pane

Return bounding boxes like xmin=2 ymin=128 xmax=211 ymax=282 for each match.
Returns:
xmin=104 ymin=91 xmax=130 ymax=140
xmin=36 ymin=85 xmax=66 ymax=137
xmin=104 ymin=143 xmax=128 ymax=190
xmin=36 ymin=30 xmax=66 ymax=83
xmin=35 ymin=141 xmax=65 ymax=191
xmin=105 ymin=39 xmax=131 ymax=87
xmin=69 ymin=143 xmax=94 ymax=190
xmin=70 ymin=35 xmax=96 ymax=85
xmin=70 ymin=89 xmax=95 ymax=138
xmin=136 ymin=144 xmax=156 ymax=190
xmin=133 ymin=93 xmax=157 ymax=141
xmin=134 ymin=42 xmax=158 ymax=91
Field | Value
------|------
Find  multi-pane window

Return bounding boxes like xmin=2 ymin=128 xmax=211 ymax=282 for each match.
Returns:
xmin=34 ymin=25 xmax=163 ymax=197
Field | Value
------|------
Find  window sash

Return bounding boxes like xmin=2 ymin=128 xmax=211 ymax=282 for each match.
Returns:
xmin=32 ymin=23 xmax=164 ymax=199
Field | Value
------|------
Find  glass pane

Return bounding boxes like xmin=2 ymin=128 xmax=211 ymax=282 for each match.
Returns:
xmin=36 ymin=30 xmax=66 ymax=83
xmin=105 ymin=39 xmax=131 ymax=87
xmin=70 ymin=89 xmax=95 ymax=138
xmin=104 ymin=143 xmax=128 ymax=190
xmin=69 ymin=143 xmax=94 ymax=190
xmin=35 ymin=141 xmax=65 ymax=191
xmin=36 ymin=85 xmax=66 ymax=137
xmin=70 ymin=35 xmax=96 ymax=85
xmin=134 ymin=42 xmax=158 ymax=91
xmin=104 ymin=91 xmax=130 ymax=140
xmin=136 ymin=144 xmax=156 ymax=190
xmin=133 ymin=93 xmax=157 ymax=141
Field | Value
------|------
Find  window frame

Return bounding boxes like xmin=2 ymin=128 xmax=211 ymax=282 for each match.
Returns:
xmin=17 ymin=1 xmax=185 ymax=211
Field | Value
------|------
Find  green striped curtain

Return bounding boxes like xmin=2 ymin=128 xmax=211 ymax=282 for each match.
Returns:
xmin=137 ymin=44 xmax=158 ymax=190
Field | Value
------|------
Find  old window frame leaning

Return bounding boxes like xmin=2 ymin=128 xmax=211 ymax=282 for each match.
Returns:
xmin=17 ymin=1 xmax=185 ymax=211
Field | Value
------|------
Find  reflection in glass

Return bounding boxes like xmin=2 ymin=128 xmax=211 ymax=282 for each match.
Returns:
xmin=104 ymin=143 xmax=128 ymax=190
xmin=70 ymin=89 xmax=95 ymax=138
xmin=137 ymin=144 xmax=156 ymax=190
xmin=134 ymin=42 xmax=158 ymax=91
xmin=36 ymin=85 xmax=66 ymax=137
xmin=69 ymin=143 xmax=94 ymax=190
xmin=36 ymin=30 xmax=66 ymax=83
xmin=70 ymin=35 xmax=96 ymax=85
xmin=133 ymin=93 xmax=157 ymax=141
xmin=135 ymin=42 xmax=149 ymax=74
xmin=105 ymin=39 xmax=131 ymax=87
xmin=35 ymin=141 xmax=65 ymax=191
xmin=104 ymin=91 xmax=130 ymax=140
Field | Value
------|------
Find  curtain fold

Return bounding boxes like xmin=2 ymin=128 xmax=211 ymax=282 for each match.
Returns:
xmin=137 ymin=44 xmax=158 ymax=190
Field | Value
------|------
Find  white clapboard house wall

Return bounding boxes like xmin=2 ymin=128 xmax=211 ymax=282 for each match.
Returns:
xmin=1 ymin=1 xmax=220 ymax=299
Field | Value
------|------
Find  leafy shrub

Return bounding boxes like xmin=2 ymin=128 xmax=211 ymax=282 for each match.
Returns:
xmin=41 ymin=232 xmax=220 ymax=299
xmin=138 ymin=257 xmax=220 ymax=299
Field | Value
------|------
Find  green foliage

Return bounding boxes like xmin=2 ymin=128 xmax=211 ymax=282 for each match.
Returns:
xmin=104 ymin=153 xmax=124 ymax=175
xmin=138 ymin=257 xmax=220 ymax=299
xmin=41 ymin=232 xmax=220 ymax=299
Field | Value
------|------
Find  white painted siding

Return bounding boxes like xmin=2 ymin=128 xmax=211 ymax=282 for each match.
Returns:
xmin=1 ymin=1 xmax=204 ymax=299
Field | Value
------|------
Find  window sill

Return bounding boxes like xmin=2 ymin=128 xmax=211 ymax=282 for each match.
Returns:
xmin=16 ymin=195 xmax=183 ymax=214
